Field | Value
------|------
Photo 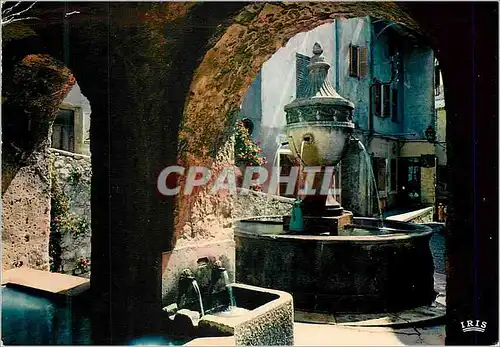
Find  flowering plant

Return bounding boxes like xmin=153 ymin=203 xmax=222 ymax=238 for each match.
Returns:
xmin=234 ymin=121 xmax=267 ymax=167
xmin=74 ymin=257 xmax=90 ymax=275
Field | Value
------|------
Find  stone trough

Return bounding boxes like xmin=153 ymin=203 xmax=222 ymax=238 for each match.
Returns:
xmin=235 ymin=216 xmax=436 ymax=314
xmin=198 ymin=283 xmax=294 ymax=346
xmin=167 ymin=283 xmax=294 ymax=346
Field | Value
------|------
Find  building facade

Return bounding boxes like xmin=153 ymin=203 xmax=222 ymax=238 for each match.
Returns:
xmin=52 ymin=83 xmax=91 ymax=156
xmin=434 ymin=59 xmax=448 ymax=207
xmin=240 ymin=16 xmax=441 ymax=216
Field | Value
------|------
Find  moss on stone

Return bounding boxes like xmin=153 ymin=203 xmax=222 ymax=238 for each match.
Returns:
xmin=2 ymin=22 xmax=37 ymax=43
xmin=234 ymin=9 xmax=259 ymax=24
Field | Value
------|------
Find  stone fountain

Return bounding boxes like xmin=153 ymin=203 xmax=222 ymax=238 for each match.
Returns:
xmin=283 ymin=42 xmax=355 ymax=234
xmin=235 ymin=43 xmax=436 ymax=314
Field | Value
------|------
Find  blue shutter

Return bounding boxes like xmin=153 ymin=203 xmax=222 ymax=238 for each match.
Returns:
xmin=296 ymin=53 xmax=310 ymax=98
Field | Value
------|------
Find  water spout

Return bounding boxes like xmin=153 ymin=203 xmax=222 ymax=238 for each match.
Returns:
xmin=299 ymin=139 xmax=306 ymax=200
xmin=191 ymin=281 xmax=205 ymax=317
xmin=210 ymin=260 xmax=237 ymax=308
xmin=264 ymin=142 xmax=283 ymax=211
xmin=177 ymin=269 xmax=205 ymax=317
xmin=222 ymin=270 xmax=236 ymax=308
xmin=354 ymin=138 xmax=384 ymax=224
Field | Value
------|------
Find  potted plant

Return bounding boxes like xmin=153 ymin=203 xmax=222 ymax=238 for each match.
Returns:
xmin=234 ymin=121 xmax=266 ymax=190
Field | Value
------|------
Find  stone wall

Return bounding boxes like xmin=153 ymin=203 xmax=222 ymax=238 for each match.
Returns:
xmin=341 ymin=137 xmax=373 ymax=216
xmin=50 ymin=149 xmax=92 ymax=275
xmin=162 ymin=138 xmax=236 ymax=305
xmin=233 ymin=189 xmax=294 ymax=219
xmin=161 ymin=134 xmax=294 ymax=305
xmin=420 ymin=166 xmax=436 ymax=205
xmin=2 ymin=151 xmax=51 ymax=271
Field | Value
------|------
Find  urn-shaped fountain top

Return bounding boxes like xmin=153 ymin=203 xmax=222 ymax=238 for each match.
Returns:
xmin=285 ymin=42 xmax=355 ymax=110
xmin=284 ymin=42 xmax=356 ymax=166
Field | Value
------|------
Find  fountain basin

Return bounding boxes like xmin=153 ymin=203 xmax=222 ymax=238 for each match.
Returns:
xmin=286 ymin=121 xmax=354 ymax=166
xmin=235 ymin=217 xmax=436 ymax=313
xmin=198 ymin=283 xmax=293 ymax=346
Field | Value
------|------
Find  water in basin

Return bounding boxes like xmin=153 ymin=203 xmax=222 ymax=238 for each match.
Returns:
xmin=211 ymin=306 xmax=250 ymax=318
xmin=341 ymin=227 xmax=400 ymax=236
xmin=1 ymin=286 xmax=189 ymax=345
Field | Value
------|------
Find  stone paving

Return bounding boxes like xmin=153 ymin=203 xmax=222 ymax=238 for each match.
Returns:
xmin=294 ymin=322 xmax=445 ymax=346
xmin=186 ymin=321 xmax=445 ymax=346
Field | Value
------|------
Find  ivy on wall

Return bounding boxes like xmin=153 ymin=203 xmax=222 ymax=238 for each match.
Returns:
xmin=49 ymin=155 xmax=91 ymax=274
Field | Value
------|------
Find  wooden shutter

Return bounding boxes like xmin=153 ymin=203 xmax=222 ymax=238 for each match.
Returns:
xmin=349 ymin=45 xmax=359 ymax=77
xmin=374 ymin=83 xmax=382 ymax=117
xmin=296 ymin=53 xmax=311 ymax=98
xmin=359 ymin=47 xmax=368 ymax=77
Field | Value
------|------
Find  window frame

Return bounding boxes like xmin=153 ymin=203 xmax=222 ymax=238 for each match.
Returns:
xmin=372 ymin=81 xmax=399 ymax=121
xmin=349 ymin=44 xmax=360 ymax=77
xmin=51 ymin=103 xmax=85 ymax=154
xmin=349 ymin=44 xmax=368 ymax=78
xmin=434 ymin=61 xmax=442 ymax=96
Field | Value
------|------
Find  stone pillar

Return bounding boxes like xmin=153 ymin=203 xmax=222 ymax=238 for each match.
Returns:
xmin=299 ymin=167 xmax=329 ymax=216
xmin=422 ymin=4 xmax=498 ymax=345
xmin=2 ymin=54 xmax=75 ymax=271
xmin=341 ymin=139 xmax=371 ymax=216
xmin=64 ymin=4 xmax=245 ymax=344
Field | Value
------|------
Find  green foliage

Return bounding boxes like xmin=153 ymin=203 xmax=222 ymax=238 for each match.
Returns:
xmin=53 ymin=214 xmax=90 ymax=238
xmin=69 ymin=166 xmax=84 ymax=186
xmin=2 ymin=22 xmax=37 ymax=43
xmin=234 ymin=121 xmax=266 ymax=167
xmin=49 ymin=158 xmax=64 ymax=272
xmin=49 ymin=158 xmax=90 ymax=272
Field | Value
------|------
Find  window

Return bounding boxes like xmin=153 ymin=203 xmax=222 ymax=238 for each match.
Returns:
xmin=349 ymin=44 xmax=368 ymax=78
xmin=241 ymin=118 xmax=254 ymax=136
xmin=372 ymin=82 xmax=398 ymax=121
xmin=406 ymin=158 xmax=421 ymax=183
xmin=434 ymin=61 xmax=441 ymax=96
xmin=296 ymin=53 xmax=311 ymax=98
xmin=51 ymin=108 xmax=75 ymax=152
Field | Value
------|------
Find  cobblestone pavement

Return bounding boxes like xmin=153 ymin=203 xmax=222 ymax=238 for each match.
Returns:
xmin=428 ymin=224 xmax=446 ymax=274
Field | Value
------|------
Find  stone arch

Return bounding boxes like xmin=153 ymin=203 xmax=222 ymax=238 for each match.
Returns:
xmin=180 ymin=5 xmax=497 ymax=346
xmin=175 ymin=1 xmax=427 ymax=259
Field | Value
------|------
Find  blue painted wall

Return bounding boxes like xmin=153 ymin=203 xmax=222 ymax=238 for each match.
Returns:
xmin=336 ymin=17 xmax=371 ymax=131
xmin=402 ymin=46 xmax=435 ymax=139
xmin=240 ymin=71 xmax=262 ymax=141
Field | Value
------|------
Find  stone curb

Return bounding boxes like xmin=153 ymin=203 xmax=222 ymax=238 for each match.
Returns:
xmin=295 ymin=302 xmax=445 ymax=328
